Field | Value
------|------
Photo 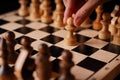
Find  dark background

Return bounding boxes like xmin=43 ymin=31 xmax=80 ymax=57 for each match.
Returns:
xmin=0 ymin=0 xmax=19 ymax=14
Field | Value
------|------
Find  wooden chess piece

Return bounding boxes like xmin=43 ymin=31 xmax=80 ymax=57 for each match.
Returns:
xmin=59 ymin=50 xmax=75 ymax=80
xmin=18 ymin=0 xmax=29 ymax=17
xmin=111 ymin=5 xmax=119 ymax=17
xmin=109 ymin=17 xmax=118 ymax=36
xmin=35 ymin=43 xmax=51 ymax=80
xmin=112 ymin=17 xmax=120 ymax=45
xmin=0 ymin=38 xmax=17 ymax=80
xmin=109 ymin=5 xmax=120 ymax=36
xmin=15 ymin=36 xmax=35 ymax=80
xmin=4 ymin=31 xmax=18 ymax=64
xmin=93 ymin=5 xmax=103 ymax=30
xmin=53 ymin=13 xmax=65 ymax=28
xmin=81 ymin=17 xmax=92 ymax=28
xmin=98 ymin=13 xmax=111 ymax=40
xmin=29 ymin=0 xmax=41 ymax=21
xmin=64 ymin=16 xmax=78 ymax=46
xmin=20 ymin=36 xmax=33 ymax=57
xmin=40 ymin=0 xmax=51 ymax=17
xmin=53 ymin=0 xmax=64 ymax=20
xmin=41 ymin=8 xmax=53 ymax=23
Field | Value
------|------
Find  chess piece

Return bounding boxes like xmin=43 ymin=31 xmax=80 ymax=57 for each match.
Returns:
xmin=4 ymin=31 xmax=18 ymax=64
xmin=111 ymin=5 xmax=119 ymax=17
xmin=20 ymin=36 xmax=33 ymax=57
xmin=81 ymin=17 xmax=92 ymax=28
xmin=15 ymin=36 xmax=35 ymax=80
xmin=112 ymin=17 xmax=120 ymax=45
xmin=93 ymin=5 xmax=103 ymax=30
xmin=64 ymin=16 xmax=78 ymax=46
xmin=40 ymin=0 xmax=51 ymax=17
xmin=109 ymin=17 xmax=118 ymax=36
xmin=109 ymin=5 xmax=120 ymax=36
xmin=41 ymin=8 xmax=53 ymax=23
xmin=29 ymin=0 xmax=40 ymax=21
xmin=53 ymin=0 xmax=64 ymax=20
xmin=0 ymin=38 xmax=17 ymax=80
xmin=18 ymin=0 xmax=29 ymax=17
xmin=35 ymin=43 xmax=51 ymax=80
xmin=54 ymin=13 xmax=65 ymax=28
xmin=98 ymin=13 xmax=111 ymax=40
xmin=59 ymin=50 xmax=75 ymax=80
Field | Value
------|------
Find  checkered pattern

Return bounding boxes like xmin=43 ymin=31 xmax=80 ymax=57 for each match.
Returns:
xmin=0 ymin=11 xmax=120 ymax=80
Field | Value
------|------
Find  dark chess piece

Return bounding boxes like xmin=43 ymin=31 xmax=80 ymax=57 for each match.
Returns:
xmin=35 ymin=43 xmax=51 ymax=80
xmin=0 ymin=38 xmax=17 ymax=80
xmin=20 ymin=36 xmax=33 ymax=57
xmin=59 ymin=50 xmax=75 ymax=80
xmin=4 ymin=31 xmax=18 ymax=64
xmin=19 ymin=36 xmax=35 ymax=80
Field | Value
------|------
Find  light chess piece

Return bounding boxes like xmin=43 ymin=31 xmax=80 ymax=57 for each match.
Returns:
xmin=112 ymin=17 xmax=120 ymax=45
xmin=93 ymin=5 xmax=103 ymax=30
xmin=64 ymin=16 xmax=78 ymax=46
xmin=98 ymin=13 xmax=111 ymax=40
xmin=29 ymin=0 xmax=40 ymax=21
xmin=18 ymin=0 xmax=29 ymax=17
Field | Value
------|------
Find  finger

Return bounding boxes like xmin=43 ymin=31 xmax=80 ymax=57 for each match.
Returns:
xmin=63 ymin=0 xmax=68 ymax=7
xmin=74 ymin=0 xmax=101 ymax=26
xmin=63 ymin=0 xmax=86 ymax=24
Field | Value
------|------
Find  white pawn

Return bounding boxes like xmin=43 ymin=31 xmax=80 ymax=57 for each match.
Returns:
xmin=93 ymin=5 xmax=103 ymax=30
xmin=112 ymin=17 xmax=120 ymax=45
xmin=64 ymin=16 xmax=78 ymax=46
xmin=111 ymin=5 xmax=119 ymax=17
xmin=53 ymin=13 xmax=65 ymax=28
xmin=53 ymin=0 xmax=64 ymax=20
xmin=18 ymin=0 xmax=29 ymax=17
xmin=109 ymin=5 xmax=120 ymax=36
xmin=98 ymin=13 xmax=111 ymax=40
xmin=109 ymin=17 xmax=118 ymax=36
xmin=41 ymin=8 xmax=53 ymax=23
xmin=29 ymin=0 xmax=40 ymax=21
xmin=40 ymin=0 xmax=51 ymax=17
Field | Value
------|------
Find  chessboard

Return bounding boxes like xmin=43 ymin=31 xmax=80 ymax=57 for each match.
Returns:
xmin=0 ymin=10 xmax=120 ymax=80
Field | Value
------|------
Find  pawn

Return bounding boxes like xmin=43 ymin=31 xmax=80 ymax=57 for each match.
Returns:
xmin=109 ymin=17 xmax=118 ymax=36
xmin=19 ymin=36 xmax=35 ymax=80
xmin=53 ymin=0 xmax=64 ymax=20
xmin=4 ymin=31 xmax=18 ymax=64
xmin=81 ymin=17 xmax=92 ymax=28
xmin=41 ymin=8 xmax=53 ymax=23
xmin=98 ymin=13 xmax=111 ymax=40
xmin=0 ymin=38 xmax=17 ymax=80
xmin=29 ymin=0 xmax=40 ymax=21
xmin=20 ymin=36 xmax=33 ymax=57
xmin=59 ymin=50 xmax=75 ymax=80
xmin=40 ymin=0 xmax=51 ymax=17
xmin=93 ymin=5 xmax=103 ymax=30
xmin=112 ymin=17 xmax=120 ymax=45
xmin=18 ymin=0 xmax=29 ymax=17
xmin=34 ymin=43 xmax=51 ymax=80
xmin=109 ymin=5 xmax=120 ymax=36
xmin=64 ymin=16 xmax=78 ymax=46
xmin=53 ymin=13 xmax=65 ymax=28
xmin=111 ymin=5 xmax=119 ymax=17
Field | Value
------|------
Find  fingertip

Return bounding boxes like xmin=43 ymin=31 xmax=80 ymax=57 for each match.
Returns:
xmin=63 ymin=17 xmax=67 ymax=24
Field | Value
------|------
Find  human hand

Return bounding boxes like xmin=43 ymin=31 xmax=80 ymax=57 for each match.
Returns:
xmin=63 ymin=0 xmax=109 ymax=27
